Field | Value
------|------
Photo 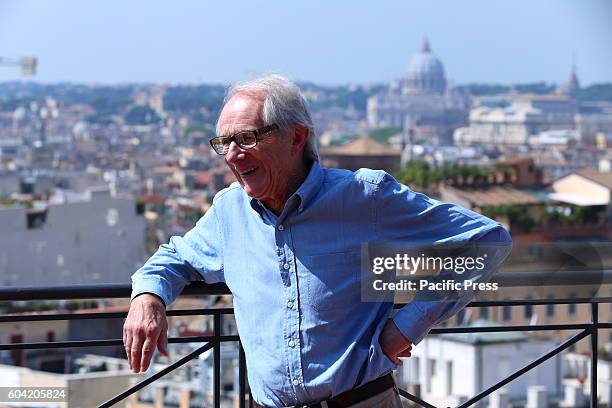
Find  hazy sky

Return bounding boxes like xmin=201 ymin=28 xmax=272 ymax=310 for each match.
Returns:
xmin=1 ymin=0 xmax=611 ymax=86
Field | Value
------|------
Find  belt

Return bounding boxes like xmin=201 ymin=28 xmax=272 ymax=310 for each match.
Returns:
xmin=254 ymin=373 xmax=395 ymax=408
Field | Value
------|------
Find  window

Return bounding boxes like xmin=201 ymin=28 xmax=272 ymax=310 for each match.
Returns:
xmin=546 ymin=294 xmax=555 ymax=318
xmin=457 ymin=309 xmax=466 ymax=325
xmin=426 ymin=358 xmax=436 ymax=393
xmin=10 ymin=334 xmax=24 ymax=366
xmin=502 ymin=305 xmax=512 ymax=321
xmin=446 ymin=361 xmax=453 ymax=395
xmin=27 ymin=211 xmax=47 ymax=229
xmin=412 ymin=357 xmax=421 ymax=384
xmin=480 ymin=307 xmax=489 ymax=319
xmin=524 ymin=296 xmax=533 ymax=319
xmin=568 ymin=293 xmax=577 ymax=315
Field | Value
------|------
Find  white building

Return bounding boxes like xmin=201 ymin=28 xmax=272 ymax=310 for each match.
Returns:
xmin=367 ymin=38 xmax=470 ymax=145
xmin=563 ymin=352 xmax=612 ymax=406
xmin=396 ymin=320 xmax=561 ymax=407
xmin=527 ymin=129 xmax=579 ymax=148
xmin=0 ymin=186 xmax=146 ymax=286
xmin=454 ymin=69 xmax=612 ymax=148
xmin=0 ymin=355 xmax=145 ymax=408
xmin=576 ymin=102 xmax=612 ymax=145
xmin=454 ymin=94 xmax=576 ymax=146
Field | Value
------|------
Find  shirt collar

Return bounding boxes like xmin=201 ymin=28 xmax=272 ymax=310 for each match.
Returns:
xmin=293 ymin=160 xmax=324 ymax=211
xmin=248 ymin=160 xmax=324 ymax=215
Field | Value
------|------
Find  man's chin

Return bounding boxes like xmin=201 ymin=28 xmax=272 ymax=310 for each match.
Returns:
xmin=242 ymin=184 xmax=264 ymax=200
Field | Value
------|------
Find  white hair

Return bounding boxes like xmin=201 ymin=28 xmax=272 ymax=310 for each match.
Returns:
xmin=217 ymin=74 xmax=318 ymax=162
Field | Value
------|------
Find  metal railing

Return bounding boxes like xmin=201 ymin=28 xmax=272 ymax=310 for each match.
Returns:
xmin=0 ymin=271 xmax=611 ymax=408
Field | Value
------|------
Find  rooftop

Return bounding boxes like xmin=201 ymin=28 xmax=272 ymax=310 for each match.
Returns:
xmin=320 ymin=137 xmax=401 ymax=156
xmin=578 ymin=170 xmax=612 ymax=190
xmin=440 ymin=319 xmax=527 ymax=344
xmin=442 ymin=184 xmax=544 ymax=207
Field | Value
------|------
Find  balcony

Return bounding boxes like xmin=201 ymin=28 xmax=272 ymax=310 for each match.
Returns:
xmin=0 ymin=271 xmax=611 ymax=408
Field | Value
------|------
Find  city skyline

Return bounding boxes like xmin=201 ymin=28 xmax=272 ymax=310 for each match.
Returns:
xmin=1 ymin=1 xmax=612 ymax=86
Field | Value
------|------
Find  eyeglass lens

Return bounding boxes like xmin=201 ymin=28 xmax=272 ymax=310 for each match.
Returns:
xmin=213 ymin=131 xmax=257 ymax=154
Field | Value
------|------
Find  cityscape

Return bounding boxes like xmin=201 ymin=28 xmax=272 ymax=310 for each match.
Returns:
xmin=1 ymin=2 xmax=612 ymax=406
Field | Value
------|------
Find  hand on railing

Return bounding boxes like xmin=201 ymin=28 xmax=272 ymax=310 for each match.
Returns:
xmin=123 ymin=294 xmax=169 ymax=373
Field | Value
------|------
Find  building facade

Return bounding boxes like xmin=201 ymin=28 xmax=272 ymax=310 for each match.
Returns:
xmin=367 ymin=38 xmax=470 ymax=145
xmin=0 ymin=187 xmax=146 ymax=286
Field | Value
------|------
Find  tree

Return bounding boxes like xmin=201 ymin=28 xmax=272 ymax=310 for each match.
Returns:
xmin=125 ymin=105 xmax=161 ymax=125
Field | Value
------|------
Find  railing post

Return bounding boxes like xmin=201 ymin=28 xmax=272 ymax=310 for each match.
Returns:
xmin=214 ymin=313 xmax=221 ymax=408
xmin=239 ymin=341 xmax=247 ymax=408
xmin=590 ymin=302 xmax=598 ymax=408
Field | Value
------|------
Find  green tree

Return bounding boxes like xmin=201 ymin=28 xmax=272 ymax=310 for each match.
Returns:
xmin=125 ymin=105 xmax=161 ymax=125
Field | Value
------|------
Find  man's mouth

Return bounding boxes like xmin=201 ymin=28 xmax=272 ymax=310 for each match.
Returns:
xmin=239 ymin=167 xmax=259 ymax=176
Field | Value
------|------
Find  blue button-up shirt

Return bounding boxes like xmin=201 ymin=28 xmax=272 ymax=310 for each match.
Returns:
xmin=131 ymin=161 xmax=512 ymax=407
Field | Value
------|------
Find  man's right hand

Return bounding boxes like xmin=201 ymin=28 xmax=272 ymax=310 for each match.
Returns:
xmin=123 ymin=293 xmax=169 ymax=373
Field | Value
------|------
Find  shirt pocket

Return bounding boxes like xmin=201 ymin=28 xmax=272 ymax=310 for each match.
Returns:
xmin=304 ymin=251 xmax=362 ymax=312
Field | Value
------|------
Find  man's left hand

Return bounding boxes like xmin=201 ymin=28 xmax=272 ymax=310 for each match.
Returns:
xmin=379 ymin=319 xmax=413 ymax=366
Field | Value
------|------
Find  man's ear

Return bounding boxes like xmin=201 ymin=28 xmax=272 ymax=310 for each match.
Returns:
xmin=291 ymin=124 xmax=309 ymax=157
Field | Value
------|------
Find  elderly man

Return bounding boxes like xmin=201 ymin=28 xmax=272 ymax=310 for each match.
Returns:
xmin=124 ymin=75 xmax=512 ymax=407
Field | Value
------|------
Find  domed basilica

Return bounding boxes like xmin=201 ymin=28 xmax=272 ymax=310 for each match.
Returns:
xmin=367 ymin=38 xmax=470 ymax=145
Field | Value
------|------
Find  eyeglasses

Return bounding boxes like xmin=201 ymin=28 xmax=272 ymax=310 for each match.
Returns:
xmin=209 ymin=124 xmax=279 ymax=155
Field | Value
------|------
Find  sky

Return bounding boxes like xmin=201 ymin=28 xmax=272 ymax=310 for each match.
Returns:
xmin=1 ymin=0 xmax=611 ymax=86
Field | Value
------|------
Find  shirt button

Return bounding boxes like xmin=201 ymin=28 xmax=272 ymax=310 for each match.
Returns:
xmin=288 ymin=339 xmax=296 ymax=348
xmin=287 ymin=300 xmax=294 ymax=308
xmin=283 ymin=263 xmax=290 ymax=270
xmin=278 ymin=224 xmax=284 ymax=231
xmin=292 ymin=379 xmax=300 ymax=386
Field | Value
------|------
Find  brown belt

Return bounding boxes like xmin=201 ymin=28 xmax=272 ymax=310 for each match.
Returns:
xmin=254 ymin=373 xmax=395 ymax=408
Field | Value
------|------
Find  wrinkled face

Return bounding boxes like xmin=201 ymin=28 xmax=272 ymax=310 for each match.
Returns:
xmin=217 ymin=93 xmax=297 ymax=207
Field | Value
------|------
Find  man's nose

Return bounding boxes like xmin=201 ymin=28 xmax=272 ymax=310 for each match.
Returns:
xmin=225 ymin=141 xmax=245 ymax=163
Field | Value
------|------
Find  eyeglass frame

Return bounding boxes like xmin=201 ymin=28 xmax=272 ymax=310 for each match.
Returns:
xmin=209 ymin=123 xmax=280 ymax=155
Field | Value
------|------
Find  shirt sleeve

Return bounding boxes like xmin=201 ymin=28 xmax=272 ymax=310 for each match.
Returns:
xmin=130 ymin=204 xmax=225 ymax=306
xmin=374 ymin=173 xmax=512 ymax=344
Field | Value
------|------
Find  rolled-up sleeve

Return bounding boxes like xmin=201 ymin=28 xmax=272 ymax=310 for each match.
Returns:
xmin=131 ymin=205 xmax=225 ymax=306
xmin=374 ymin=173 xmax=512 ymax=344
xmin=392 ymin=228 xmax=512 ymax=344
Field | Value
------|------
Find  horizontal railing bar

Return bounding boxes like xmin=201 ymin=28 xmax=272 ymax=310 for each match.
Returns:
xmin=0 ymin=282 xmax=230 ymax=301
xmin=5 ymin=321 xmax=610 ymax=351
xmin=456 ymin=330 xmax=590 ymax=408
xmin=1 ymin=270 xmax=611 ymax=301
xmin=430 ymin=322 xmax=612 ymax=334
xmin=495 ymin=269 xmax=612 ymax=286
xmin=2 ymin=305 xmax=611 ymax=326
xmin=465 ymin=297 xmax=612 ymax=307
xmin=393 ymin=296 xmax=612 ymax=309
xmin=98 ymin=341 xmax=215 ymax=408
xmin=0 ymin=335 xmax=240 ymax=351
xmin=401 ymin=269 xmax=612 ymax=287
xmin=0 ymin=307 xmax=236 ymax=323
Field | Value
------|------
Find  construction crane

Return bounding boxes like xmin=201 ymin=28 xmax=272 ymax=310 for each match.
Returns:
xmin=0 ymin=56 xmax=37 ymax=76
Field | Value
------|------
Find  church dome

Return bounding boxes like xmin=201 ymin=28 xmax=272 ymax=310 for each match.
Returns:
xmin=405 ymin=38 xmax=447 ymax=94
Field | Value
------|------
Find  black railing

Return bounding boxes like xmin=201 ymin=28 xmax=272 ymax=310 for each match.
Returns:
xmin=0 ymin=271 xmax=611 ymax=408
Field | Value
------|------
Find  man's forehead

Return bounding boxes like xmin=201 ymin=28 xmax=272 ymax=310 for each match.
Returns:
xmin=227 ymin=95 xmax=255 ymax=110
xmin=218 ymin=93 xmax=264 ymax=134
